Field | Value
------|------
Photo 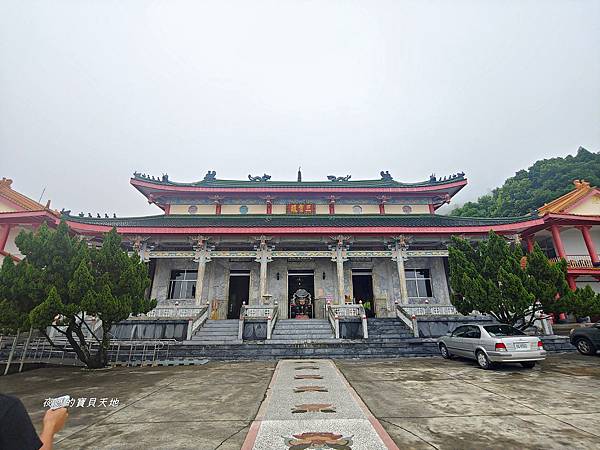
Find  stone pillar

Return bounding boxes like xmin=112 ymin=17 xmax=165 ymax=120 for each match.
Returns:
xmin=193 ymin=236 xmax=212 ymax=306
xmin=331 ymin=235 xmax=349 ymax=304
xmin=578 ymin=226 xmax=599 ymax=264
xmin=550 ymin=225 xmax=566 ymax=259
xmin=255 ymin=236 xmax=273 ymax=303
xmin=391 ymin=236 xmax=409 ymax=303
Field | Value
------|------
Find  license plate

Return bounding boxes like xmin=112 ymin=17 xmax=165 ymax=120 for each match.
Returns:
xmin=514 ymin=342 xmax=530 ymax=351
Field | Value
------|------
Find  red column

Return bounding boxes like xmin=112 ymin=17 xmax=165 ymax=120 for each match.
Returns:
xmin=428 ymin=203 xmax=435 ymax=214
xmin=379 ymin=203 xmax=385 ymax=215
xmin=578 ymin=226 xmax=599 ymax=264
xmin=329 ymin=200 xmax=335 ymax=215
xmin=567 ymin=275 xmax=577 ymax=291
xmin=266 ymin=200 xmax=272 ymax=215
xmin=550 ymin=225 xmax=566 ymax=259
xmin=525 ymin=235 xmax=534 ymax=253
xmin=215 ymin=203 xmax=222 ymax=215
xmin=0 ymin=225 xmax=11 ymax=252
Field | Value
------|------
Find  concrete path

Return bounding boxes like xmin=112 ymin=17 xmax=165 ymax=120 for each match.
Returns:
xmin=242 ymin=359 xmax=399 ymax=450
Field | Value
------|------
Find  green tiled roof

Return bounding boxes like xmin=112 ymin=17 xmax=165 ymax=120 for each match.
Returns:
xmin=64 ymin=213 xmax=537 ymax=228
xmin=132 ymin=173 xmax=466 ymax=188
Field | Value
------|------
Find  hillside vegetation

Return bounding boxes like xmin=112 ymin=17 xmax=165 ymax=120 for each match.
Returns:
xmin=451 ymin=147 xmax=600 ymax=217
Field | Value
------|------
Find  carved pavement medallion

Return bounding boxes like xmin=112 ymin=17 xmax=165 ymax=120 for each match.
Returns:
xmin=294 ymin=386 xmax=328 ymax=393
xmin=295 ymin=374 xmax=323 ymax=379
xmin=292 ymin=403 xmax=336 ymax=413
xmin=284 ymin=432 xmax=353 ymax=449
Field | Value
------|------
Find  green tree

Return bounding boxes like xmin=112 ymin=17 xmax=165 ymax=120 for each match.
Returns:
xmin=449 ymin=231 xmax=573 ymax=327
xmin=570 ymin=286 xmax=600 ymax=319
xmin=0 ymin=222 xmax=156 ymax=368
xmin=451 ymin=147 xmax=600 ymax=217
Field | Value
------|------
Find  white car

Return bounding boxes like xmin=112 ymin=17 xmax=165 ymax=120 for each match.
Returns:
xmin=438 ymin=324 xmax=547 ymax=369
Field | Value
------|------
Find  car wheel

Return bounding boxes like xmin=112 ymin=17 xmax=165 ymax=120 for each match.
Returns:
xmin=439 ymin=343 xmax=451 ymax=359
xmin=575 ymin=338 xmax=596 ymax=355
xmin=476 ymin=351 xmax=492 ymax=370
xmin=520 ymin=361 xmax=536 ymax=369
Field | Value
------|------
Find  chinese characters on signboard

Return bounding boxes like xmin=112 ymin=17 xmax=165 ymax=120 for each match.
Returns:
xmin=286 ymin=203 xmax=315 ymax=215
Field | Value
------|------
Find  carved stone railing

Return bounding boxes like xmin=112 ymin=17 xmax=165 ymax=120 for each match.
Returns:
xmin=238 ymin=304 xmax=279 ymax=340
xmin=326 ymin=303 xmax=368 ymax=339
xmin=550 ymin=255 xmax=597 ymax=269
xmin=395 ymin=302 xmax=419 ymax=337
xmin=402 ymin=304 xmax=459 ymax=316
xmin=145 ymin=306 xmax=208 ymax=319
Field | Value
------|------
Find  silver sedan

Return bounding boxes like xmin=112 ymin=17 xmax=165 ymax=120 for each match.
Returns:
xmin=438 ymin=324 xmax=547 ymax=369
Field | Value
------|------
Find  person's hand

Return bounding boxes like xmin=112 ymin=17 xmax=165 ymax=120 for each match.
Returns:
xmin=42 ymin=408 xmax=69 ymax=435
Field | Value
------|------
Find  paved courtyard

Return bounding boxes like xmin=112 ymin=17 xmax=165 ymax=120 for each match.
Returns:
xmin=1 ymin=353 xmax=598 ymax=449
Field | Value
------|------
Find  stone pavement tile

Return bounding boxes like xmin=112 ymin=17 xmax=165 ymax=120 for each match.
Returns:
xmin=253 ymin=418 xmax=388 ymax=450
xmin=384 ymin=414 xmax=600 ymax=450
xmin=465 ymin=377 xmax=600 ymax=415
xmin=100 ymin=381 xmax=265 ymax=423
xmin=336 ymin=359 xmax=449 ymax=383
xmin=376 ymin=419 xmax=436 ymax=450
xmin=55 ymin=420 xmax=250 ymax=449
xmin=348 ymin=379 xmax=534 ymax=418
xmin=548 ymin=413 xmax=600 ymax=437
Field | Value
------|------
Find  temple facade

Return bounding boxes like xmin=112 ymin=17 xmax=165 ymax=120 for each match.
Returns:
xmin=62 ymin=171 xmax=555 ymax=322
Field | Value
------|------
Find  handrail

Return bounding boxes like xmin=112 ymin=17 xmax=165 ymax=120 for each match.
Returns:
xmin=267 ymin=305 xmax=279 ymax=340
xmin=186 ymin=305 xmax=210 ymax=340
xmin=395 ymin=301 xmax=419 ymax=337
xmin=326 ymin=303 xmax=340 ymax=339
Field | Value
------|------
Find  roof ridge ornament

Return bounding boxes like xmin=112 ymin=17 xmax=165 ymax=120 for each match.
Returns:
xmin=248 ymin=173 xmax=271 ymax=182
xmin=327 ymin=175 xmax=351 ymax=182
xmin=203 ymin=170 xmax=217 ymax=181
xmin=380 ymin=171 xmax=393 ymax=181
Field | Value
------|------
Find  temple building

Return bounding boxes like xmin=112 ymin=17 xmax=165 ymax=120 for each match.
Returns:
xmin=62 ymin=171 xmax=551 ymax=324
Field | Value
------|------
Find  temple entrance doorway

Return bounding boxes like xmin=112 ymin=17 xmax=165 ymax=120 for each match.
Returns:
xmin=352 ymin=269 xmax=375 ymax=317
xmin=227 ymin=270 xmax=250 ymax=319
xmin=288 ymin=270 xmax=315 ymax=319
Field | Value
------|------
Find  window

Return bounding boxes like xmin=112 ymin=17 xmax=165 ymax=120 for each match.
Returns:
xmin=168 ymin=270 xmax=197 ymax=299
xmin=239 ymin=205 xmax=249 ymax=214
xmin=484 ymin=325 xmax=525 ymax=337
xmin=352 ymin=205 xmax=363 ymax=214
xmin=452 ymin=326 xmax=468 ymax=337
xmin=405 ymin=269 xmax=433 ymax=299
xmin=464 ymin=326 xmax=481 ymax=339
xmin=188 ymin=205 xmax=198 ymax=214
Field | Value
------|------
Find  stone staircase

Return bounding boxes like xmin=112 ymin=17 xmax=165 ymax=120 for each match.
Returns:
xmin=190 ymin=319 xmax=241 ymax=345
xmin=367 ymin=318 xmax=414 ymax=343
xmin=270 ymin=319 xmax=336 ymax=344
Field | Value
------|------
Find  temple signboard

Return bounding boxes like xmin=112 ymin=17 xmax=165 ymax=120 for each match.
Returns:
xmin=286 ymin=203 xmax=315 ymax=214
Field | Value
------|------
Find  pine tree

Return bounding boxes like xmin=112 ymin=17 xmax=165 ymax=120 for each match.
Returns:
xmin=449 ymin=231 xmax=574 ymax=327
xmin=0 ymin=222 xmax=156 ymax=368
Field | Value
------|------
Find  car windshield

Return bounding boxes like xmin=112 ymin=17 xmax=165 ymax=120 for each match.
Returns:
xmin=484 ymin=325 xmax=525 ymax=337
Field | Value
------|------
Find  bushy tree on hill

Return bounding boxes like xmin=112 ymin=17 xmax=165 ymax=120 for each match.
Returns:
xmin=0 ymin=222 xmax=156 ymax=368
xmin=451 ymin=147 xmax=600 ymax=217
xmin=449 ymin=231 xmax=600 ymax=327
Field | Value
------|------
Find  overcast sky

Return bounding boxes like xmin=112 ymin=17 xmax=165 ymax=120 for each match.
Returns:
xmin=1 ymin=0 xmax=599 ymax=216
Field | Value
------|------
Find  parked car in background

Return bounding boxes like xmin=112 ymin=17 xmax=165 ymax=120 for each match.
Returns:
xmin=570 ymin=322 xmax=600 ymax=355
xmin=438 ymin=324 xmax=546 ymax=369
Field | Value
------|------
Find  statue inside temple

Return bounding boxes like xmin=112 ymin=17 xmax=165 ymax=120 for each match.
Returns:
xmin=290 ymin=288 xmax=313 ymax=319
